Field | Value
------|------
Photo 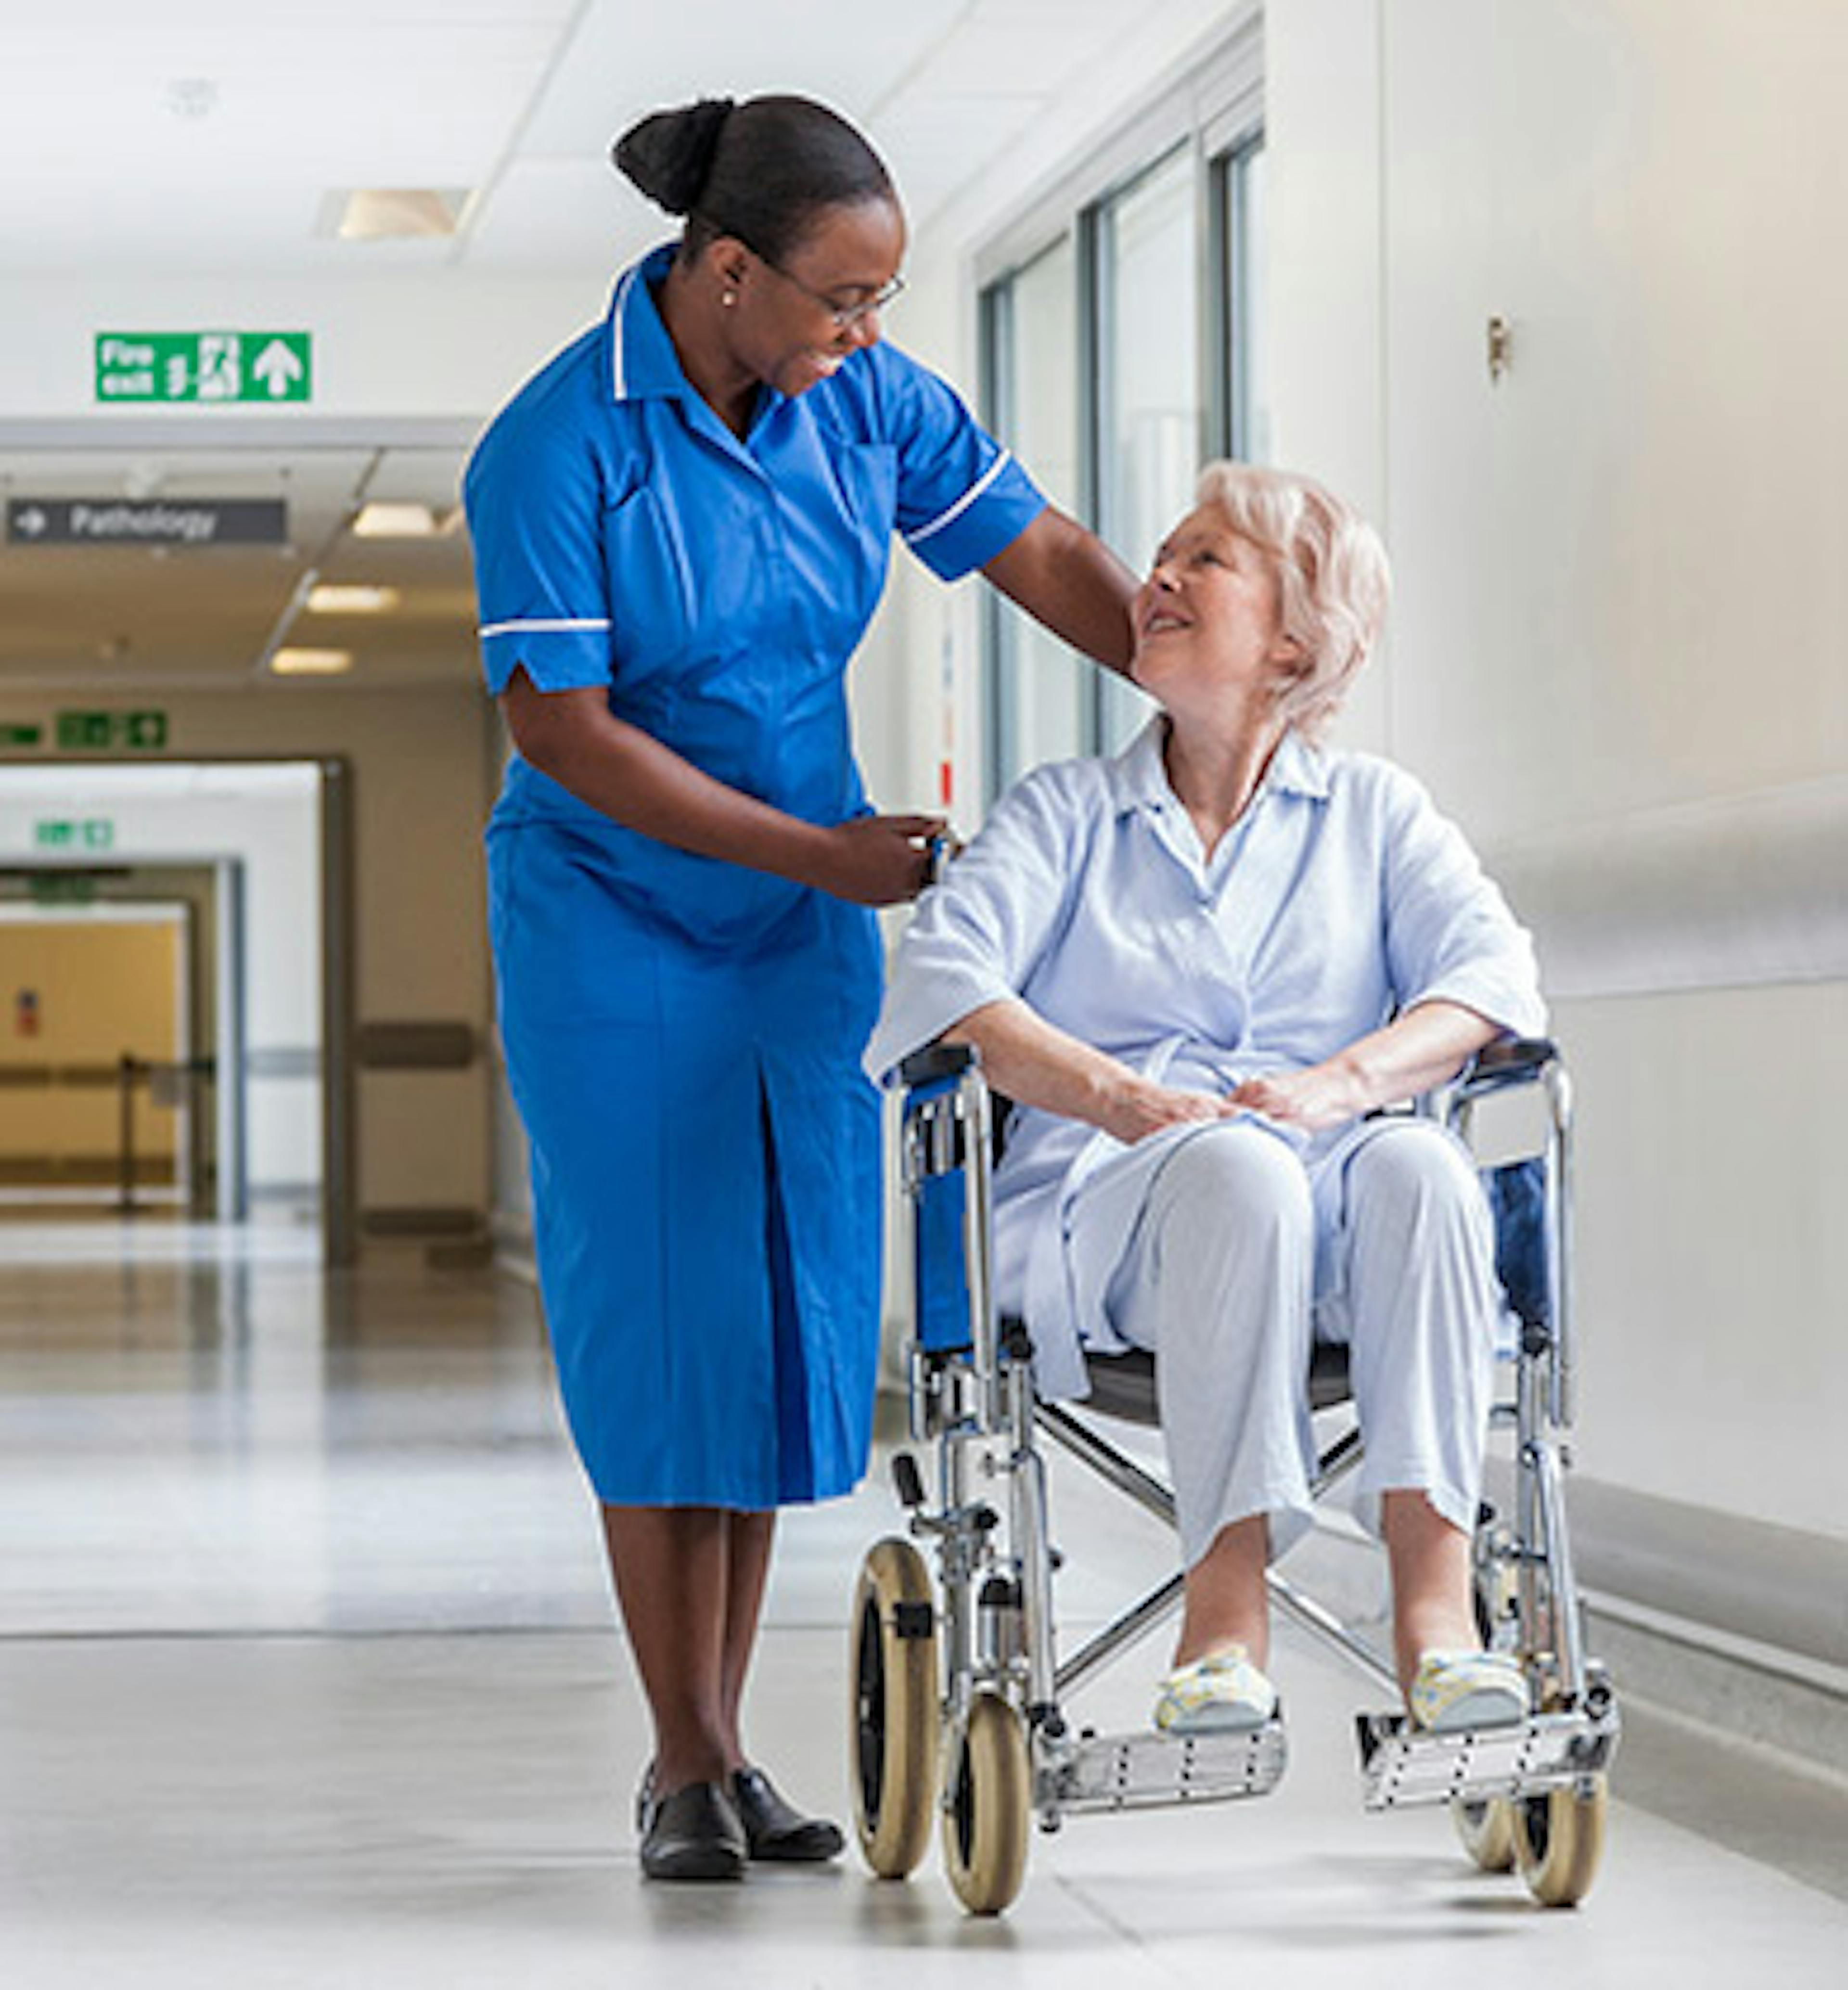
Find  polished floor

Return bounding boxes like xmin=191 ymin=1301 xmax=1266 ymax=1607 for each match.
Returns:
xmin=2 ymin=1220 xmax=1844 ymax=1988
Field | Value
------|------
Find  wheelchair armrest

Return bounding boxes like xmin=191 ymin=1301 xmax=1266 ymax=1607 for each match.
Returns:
xmin=899 ymin=1041 xmax=979 ymax=1088
xmin=1455 ymin=1035 xmax=1560 ymax=1098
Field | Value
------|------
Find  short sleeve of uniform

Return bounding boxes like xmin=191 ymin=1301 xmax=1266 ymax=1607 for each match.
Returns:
xmin=463 ymin=386 xmax=615 ymax=696
xmin=876 ymin=345 xmax=1046 ymax=582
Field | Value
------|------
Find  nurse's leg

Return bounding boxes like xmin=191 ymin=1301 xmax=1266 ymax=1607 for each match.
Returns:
xmin=1333 ymin=1122 xmax=1501 ymax=1690
xmin=718 ymin=1508 xmax=775 ymax=1758
xmin=601 ymin=1503 xmax=735 ymax=1793
xmin=1103 ymin=1123 xmax=1317 ymax=1667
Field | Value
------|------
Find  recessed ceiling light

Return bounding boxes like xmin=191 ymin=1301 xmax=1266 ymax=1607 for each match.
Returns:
xmin=350 ymin=501 xmax=458 ymax=539
xmin=335 ymin=189 xmax=472 ymax=242
xmin=270 ymin=647 xmax=353 ymax=676
xmin=305 ymin=583 xmax=400 ymax=615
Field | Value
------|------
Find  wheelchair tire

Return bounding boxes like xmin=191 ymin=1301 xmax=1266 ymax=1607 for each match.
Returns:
xmin=1452 ymin=1796 xmax=1517 ymax=1872
xmin=942 ymin=1689 xmax=1031 ymax=1916
xmin=1512 ymin=1777 xmax=1607 ymax=1907
xmin=850 ymin=1538 xmax=938 ymax=1879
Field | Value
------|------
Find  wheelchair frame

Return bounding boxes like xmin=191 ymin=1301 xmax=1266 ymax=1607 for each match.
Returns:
xmin=848 ymin=1037 xmax=1619 ymax=1915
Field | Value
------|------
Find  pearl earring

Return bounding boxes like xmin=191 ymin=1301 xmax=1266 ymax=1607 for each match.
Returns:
xmin=721 ymin=290 xmax=736 ymax=306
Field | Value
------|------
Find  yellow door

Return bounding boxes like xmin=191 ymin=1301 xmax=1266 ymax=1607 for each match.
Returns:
xmin=0 ymin=910 xmax=186 ymax=1197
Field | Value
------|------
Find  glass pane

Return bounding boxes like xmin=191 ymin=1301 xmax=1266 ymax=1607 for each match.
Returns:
xmin=984 ymin=234 xmax=1084 ymax=795
xmin=1232 ymin=139 xmax=1270 ymax=463
xmin=1098 ymin=145 xmax=1198 ymax=751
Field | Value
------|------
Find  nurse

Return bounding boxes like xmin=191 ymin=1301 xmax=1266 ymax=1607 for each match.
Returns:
xmin=464 ymin=94 xmax=1137 ymax=1882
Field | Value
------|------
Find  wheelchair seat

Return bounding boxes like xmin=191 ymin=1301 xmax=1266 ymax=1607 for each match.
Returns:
xmin=1080 ymin=1340 xmax=1354 ymax=1425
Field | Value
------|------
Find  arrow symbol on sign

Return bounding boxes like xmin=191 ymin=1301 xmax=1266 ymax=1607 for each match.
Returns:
xmin=253 ymin=340 xmax=304 ymax=398
xmin=14 ymin=506 xmax=48 ymax=538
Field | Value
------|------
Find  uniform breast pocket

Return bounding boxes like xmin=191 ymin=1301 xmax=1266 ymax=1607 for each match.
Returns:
xmin=832 ymin=442 xmax=897 ymax=634
xmin=600 ymin=486 xmax=695 ymax=677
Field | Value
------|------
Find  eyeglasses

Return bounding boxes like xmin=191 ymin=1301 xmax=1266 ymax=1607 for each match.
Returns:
xmin=759 ymin=256 xmax=905 ymax=329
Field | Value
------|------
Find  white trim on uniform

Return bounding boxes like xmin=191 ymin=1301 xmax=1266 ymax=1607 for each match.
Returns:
xmin=479 ymin=617 xmax=614 ymax=637
xmin=903 ymin=447 xmax=1015 ymax=547
xmin=610 ymin=264 xmax=642 ymax=401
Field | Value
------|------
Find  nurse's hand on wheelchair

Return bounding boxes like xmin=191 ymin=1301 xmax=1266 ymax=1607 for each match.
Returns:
xmin=809 ymin=812 xmax=950 ymax=905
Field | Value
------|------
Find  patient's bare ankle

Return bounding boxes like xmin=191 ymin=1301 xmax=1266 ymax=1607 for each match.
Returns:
xmin=1175 ymin=1516 xmax=1270 ymax=1669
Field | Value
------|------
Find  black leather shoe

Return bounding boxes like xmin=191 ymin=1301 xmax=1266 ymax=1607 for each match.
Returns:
xmin=638 ymin=1780 xmax=747 ymax=1882
xmin=731 ymin=1766 xmax=845 ymax=1863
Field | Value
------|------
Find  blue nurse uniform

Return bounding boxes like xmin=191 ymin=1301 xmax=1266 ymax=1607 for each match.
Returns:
xmin=465 ymin=244 xmax=1045 ymax=1510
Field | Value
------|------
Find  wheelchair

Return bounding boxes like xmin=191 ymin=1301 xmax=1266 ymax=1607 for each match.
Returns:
xmin=848 ymin=1036 xmax=1619 ymax=1915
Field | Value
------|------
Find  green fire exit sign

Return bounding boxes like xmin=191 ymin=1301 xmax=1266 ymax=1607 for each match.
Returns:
xmin=96 ymin=332 xmax=312 ymax=404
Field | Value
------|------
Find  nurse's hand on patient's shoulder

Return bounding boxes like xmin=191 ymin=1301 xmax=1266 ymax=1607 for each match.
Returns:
xmin=809 ymin=814 xmax=950 ymax=906
xmin=1101 ymin=1076 xmax=1237 ymax=1146
xmin=1228 ymin=1058 xmax=1367 ymax=1135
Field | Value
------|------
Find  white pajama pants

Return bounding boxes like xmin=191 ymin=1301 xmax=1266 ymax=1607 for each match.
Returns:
xmin=1090 ymin=1117 xmax=1501 ymax=1571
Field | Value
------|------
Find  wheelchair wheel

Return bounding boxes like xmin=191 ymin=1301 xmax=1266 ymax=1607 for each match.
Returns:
xmin=1512 ymin=1777 xmax=1607 ymax=1906
xmin=1452 ymin=1796 xmax=1516 ymax=1872
xmin=850 ymin=1538 xmax=939 ymax=1878
xmin=942 ymin=1690 xmax=1031 ymax=1916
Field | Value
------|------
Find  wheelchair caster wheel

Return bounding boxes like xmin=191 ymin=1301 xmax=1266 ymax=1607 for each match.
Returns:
xmin=1513 ymin=1776 xmax=1607 ymax=1906
xmin=943 ymin=1689 xmax=1030 ymax=1916
xmin=1452 ymin=1795 xmax=1516 ymax=1872
xmin=850 ymin=1538 xmax=938 ymax=1878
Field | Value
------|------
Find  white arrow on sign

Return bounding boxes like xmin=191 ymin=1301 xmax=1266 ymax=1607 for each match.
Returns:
xmin=14 ymin=506 xmax=48 ymax=538
xmin=252 ymin=340 xmax=304 ymax=398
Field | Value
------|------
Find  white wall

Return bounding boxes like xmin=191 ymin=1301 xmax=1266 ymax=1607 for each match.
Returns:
xmin=1266 ymin=0 xmax=1848 ymax=1545
xmin=862 ymin=0 xmax=1846 ymax=1583
xmin=0 ymin=274 xmax=603 ymax=425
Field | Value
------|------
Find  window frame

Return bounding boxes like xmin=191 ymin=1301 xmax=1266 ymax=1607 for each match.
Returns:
xmin=975 ymin=13 xmax=1265 ymax=799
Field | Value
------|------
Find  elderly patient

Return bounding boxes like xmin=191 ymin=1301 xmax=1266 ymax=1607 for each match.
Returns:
xmin=865 ymin=462 xmax=1546 ymax=1739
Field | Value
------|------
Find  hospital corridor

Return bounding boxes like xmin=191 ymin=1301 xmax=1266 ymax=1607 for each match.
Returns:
xmin=1 ymin=5 xmax=1844 ymax=1987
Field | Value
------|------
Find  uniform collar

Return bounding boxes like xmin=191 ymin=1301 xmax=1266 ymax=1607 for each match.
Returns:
xmin=1106 ymin=716 xmax=1331 ymax=817
xmin=606 ymin=240 xmax=797 ymax=458
xmin=607 ymin=243 xmax=689 ymax=404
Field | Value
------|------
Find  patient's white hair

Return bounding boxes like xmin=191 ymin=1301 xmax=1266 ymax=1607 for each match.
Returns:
xmin=1193 ymin=461 xmax=1391 ymax=741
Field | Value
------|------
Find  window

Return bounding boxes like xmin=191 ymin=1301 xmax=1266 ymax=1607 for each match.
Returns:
xmin=1215 ymin=135 xmax=1270 ymax=465
xmin=1094 ymin=143 xmax=1200 ymax=752
xmin=978 ymin=69 xmax=1266 ymax=796
xmin=981 ymin=234 xmax=1083 ymax=790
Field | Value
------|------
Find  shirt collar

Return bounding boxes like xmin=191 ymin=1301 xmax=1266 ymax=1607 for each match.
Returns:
xmin=607 ymin=242 xmax=698 ymax=404
xmin=606 ymin=240 xmax=796 ymax=437
xmin=1105 ymin=715 xmax=1331 ymax=817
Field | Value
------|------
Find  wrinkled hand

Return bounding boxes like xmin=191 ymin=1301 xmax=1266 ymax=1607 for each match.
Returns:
xmin=1103 ymin=1077 xmax=1237 ymax=1145
xmin=813 ymin=814 xmax=949 ymax=906
xmin=1228 ymin=1060 xmax=1367 ymax=1135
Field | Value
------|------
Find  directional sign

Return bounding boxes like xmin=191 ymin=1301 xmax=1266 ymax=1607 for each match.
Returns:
xmin=8 ymin=500 xmax=287 ymax=547
xmin=56 ymin=710 xmax=167 ymax=751
xmin=95 ymin=332 xmax=312 ymax=404
xmin=35 ymin=818 xmax=115 ymax=851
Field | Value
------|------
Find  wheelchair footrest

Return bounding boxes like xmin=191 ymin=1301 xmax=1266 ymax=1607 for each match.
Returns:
xmin=1354 ymin=1703 xmax=1620 ymax=1812
xmin=1042 ymin=1720 xmax=1288 ymax=1816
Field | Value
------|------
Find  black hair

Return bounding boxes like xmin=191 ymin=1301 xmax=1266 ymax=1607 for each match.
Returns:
xmin=612 ymin=94 xmax=895 ymax=266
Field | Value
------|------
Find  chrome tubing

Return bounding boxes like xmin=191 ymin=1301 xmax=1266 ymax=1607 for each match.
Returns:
xmin=1034 ymin=1402 xmax=1178 ymax=1528
xmin=1543 ymin=1056 xmax=1575 ymax=1431
xmin=1054 ymin=1571 xmax=1187 ymax=1698
xmin=959 ymin=1068 xmax=1004 ymax=1435
xmin=1009 ymin=1365 xmax=1061 ymax=1717
xmin=1529 ymin=1435 xmax=1588 ymax=1703
xmin=1267 ymin=1569 xmax=1400 ymax=1695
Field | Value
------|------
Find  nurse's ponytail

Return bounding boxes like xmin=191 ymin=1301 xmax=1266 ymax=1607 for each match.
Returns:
xmin=613 ymin=94 xmax=894 ymax=264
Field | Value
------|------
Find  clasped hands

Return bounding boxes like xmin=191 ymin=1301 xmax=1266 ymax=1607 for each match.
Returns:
xmin=1102 ymin=1058 xmax=1371 ymax=1145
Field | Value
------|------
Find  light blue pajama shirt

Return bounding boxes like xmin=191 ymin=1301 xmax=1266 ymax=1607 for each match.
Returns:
xmin=864 ymin=718 xmax=1548 ymax=1406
